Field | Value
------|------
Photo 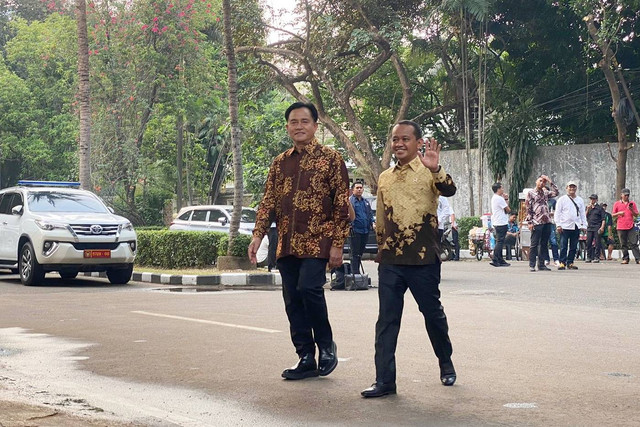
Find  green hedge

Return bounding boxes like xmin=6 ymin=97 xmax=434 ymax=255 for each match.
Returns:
xmin=457 ymin=216 xmax=482 ymax=249
xmin=135 ymin=230 xmax=253 ymax=269
xmin=136 ymin=230 xmax=222 ymax=268
xmin=217 ymin=234 xmax=253 ymax=257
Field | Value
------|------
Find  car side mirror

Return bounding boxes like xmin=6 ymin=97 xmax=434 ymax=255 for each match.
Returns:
xmin=108 ymin=207 xmax=115 ymax=214
xmin=12 ymin=205 xmax=23 ymax=215
xmin=218 ymin=216 xmax=228 ymax=225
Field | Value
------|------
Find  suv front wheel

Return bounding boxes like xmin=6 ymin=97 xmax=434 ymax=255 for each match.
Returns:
xmin=20 ymin=242 xmax=45 ymax=286
xmin=106 ymin=264 xmax=134 ymax=285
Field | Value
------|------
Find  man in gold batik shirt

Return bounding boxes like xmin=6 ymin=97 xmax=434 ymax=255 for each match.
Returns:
xmin=362 ymin=120 xmax=457 ymax=398
xmin=249 ymin=102 xmax=350 ymax=381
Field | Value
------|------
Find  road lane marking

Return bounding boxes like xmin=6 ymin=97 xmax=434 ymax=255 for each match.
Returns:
xmin=131 ymin=310 xmax=281 ymax=334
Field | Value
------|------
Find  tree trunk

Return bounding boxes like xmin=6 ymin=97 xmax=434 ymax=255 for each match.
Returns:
xmin=585 ymin=15 xmax=629 ymax=195
xmin=176 ymin=115 xmax=184 ymax=210
xmin=75 ymin=0 xmax=91 ymax=190
xmin=222 ymin=0 xmax=244 ymax=256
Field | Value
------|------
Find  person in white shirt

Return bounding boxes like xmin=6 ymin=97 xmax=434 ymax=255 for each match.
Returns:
xmin=437 ymin=196 xmax=459 ymax=260
xmin=490 ymin=182 xmax=511 ymax=267
xmin=554 ymin=181 xmax=587 ymax=270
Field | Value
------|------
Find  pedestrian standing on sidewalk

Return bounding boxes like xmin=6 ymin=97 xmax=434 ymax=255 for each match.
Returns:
xmin=349 ymin=182 xmax=374 ymax=275
xmin=248 ymin=102 xmax=351 ymax=380
xmin=361 ymin=120 xmax=457 ymax=398
xmin=524 ymin=175 xmax=559 ymax=272
xmin=554 ymin=181 xmax=587 ymax=270
xmin=600 ymin=203 xmax=614 ymax=260
xmin=585 ymin=194 xmax=605 ymax=263
xmin=612 ymin=188 xmax=640 ymax=264
xmin=490 ymin=182 xmax=510 ymax=267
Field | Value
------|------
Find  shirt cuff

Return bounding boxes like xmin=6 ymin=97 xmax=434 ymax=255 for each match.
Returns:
xmin=431 ymin=165 xmax=446 ymax=182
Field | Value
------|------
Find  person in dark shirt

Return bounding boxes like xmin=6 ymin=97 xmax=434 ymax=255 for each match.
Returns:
xmin=349 ymin=182 xmax=374 ymax=274
xmin=249 ymin=102 xmax=351 ymax=381
xmin=585 ymin=194 xmax=605 ymax=263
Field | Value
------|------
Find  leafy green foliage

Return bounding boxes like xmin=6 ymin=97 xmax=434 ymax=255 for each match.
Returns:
xmin=136 ymin=230 xmax=221 ymax=268
xmin=217 ymin=233 xmax=252 ymax=257
xmin=457 ymin=216 xmax=482 ymax=249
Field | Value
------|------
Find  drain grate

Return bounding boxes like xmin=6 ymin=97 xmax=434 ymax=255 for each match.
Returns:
xmin=606 ymin=372 xmax=633 ymax=378
xmin=152 ymin=287 xmax=223 ymax=293
xmin=503 ymin=403 xmax=537 ymax=409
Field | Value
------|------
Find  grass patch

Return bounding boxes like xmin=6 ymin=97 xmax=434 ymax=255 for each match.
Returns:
xmin=134 ymin=265 xmax=270 ymax=275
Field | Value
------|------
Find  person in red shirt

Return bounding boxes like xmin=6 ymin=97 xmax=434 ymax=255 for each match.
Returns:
xmin=611 ymin=188 xmax=640 ymax=264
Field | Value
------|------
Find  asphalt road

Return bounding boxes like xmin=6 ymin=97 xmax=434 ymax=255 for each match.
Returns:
xmin=1 ymin=259 xmax=639 ymax=426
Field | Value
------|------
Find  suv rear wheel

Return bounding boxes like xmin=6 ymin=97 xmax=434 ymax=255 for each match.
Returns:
xmin=20 ymin=242 xmax=45 ymax=286
xmin=106 ymin=263 xmax=133 ymax=284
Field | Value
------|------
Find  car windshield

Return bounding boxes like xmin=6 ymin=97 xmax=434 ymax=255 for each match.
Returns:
xmin=241 ymin=209 xmax=256 ymax=223
xmin=27 ymin=191 xmax=109 ymax=213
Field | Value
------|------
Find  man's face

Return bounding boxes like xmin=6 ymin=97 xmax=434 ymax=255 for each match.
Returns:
xmin=535 ymin=177 xmax=546 ymax=189
xmin=391 ymin=124 xmax=422 ymax=165
xmin=567 ymin=185 xmax=577 ymax=197
xmin=286 ymin=107 xmax=318 ymax=146
xmin=602 ymin=204 xmax=608 ymax=211
xmin=496 ymin=186 xmax=504 ymax=196
xmin=622 ymin=193 xmax=630 ymax=201
xmin=589 ymin=198 xmax=597 ymax=205
xmin=353 ymin=184 xmax=364 ymax=197
xmin=509 ymin=214 xmax=516 ymax=223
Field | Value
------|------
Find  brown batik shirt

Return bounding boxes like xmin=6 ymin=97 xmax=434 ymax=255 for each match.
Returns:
xmin=376 ymin=156 xmax=456 ymax=265
xmin=253 ymin=138 xmax=351 ymax=260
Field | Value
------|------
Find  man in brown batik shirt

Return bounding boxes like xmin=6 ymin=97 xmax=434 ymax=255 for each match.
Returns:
xmin=249 ymin=102 xmax=351 ymax=380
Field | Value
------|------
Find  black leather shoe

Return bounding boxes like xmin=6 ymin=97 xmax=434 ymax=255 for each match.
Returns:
xmin=361 ymin=382 xmax=397 ymax=398
xmin=282 ymin=353 xmax=318 ymax=380
xmin=538 ymin=265 xmax=552 ymax=271
xmin=318 ymin=341 xmax=338 ymax=376
xmin=440 ymin=361 xmax=457 ymax=386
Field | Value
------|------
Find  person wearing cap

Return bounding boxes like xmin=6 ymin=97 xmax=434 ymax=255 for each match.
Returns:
xmin=525 ymin=175 xmax=559 ymax=272
xmin=612 ymin=188 xmax=640 ymax=264
xmin=585 ymin=194 xmax=606 ymax=263
xmin=554 ymin=181 xmax=587 ymax=270
xmin=600 ymin=203 xmax=614 ymax=260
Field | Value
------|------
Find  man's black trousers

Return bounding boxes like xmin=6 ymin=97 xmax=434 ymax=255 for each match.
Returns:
xmin=351 ymin=232 xmax=368 ymax=273
xmin=374 ymin=263 xmax=453 ymax=385
xmin=277 ymin=256 xmax=333 ymax=356
xmin=529 ymin=223 xmax=551 ymax=268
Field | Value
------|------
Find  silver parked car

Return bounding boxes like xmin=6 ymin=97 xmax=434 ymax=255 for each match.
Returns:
xmin=169 ymin=205 xmax=268 ymax=264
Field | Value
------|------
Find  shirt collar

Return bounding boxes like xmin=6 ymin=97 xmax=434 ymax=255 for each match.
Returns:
xmin=394 ymin=155 xmax=422 ymax=172
xmin=285 ymin=138 xmax=319 ymax=157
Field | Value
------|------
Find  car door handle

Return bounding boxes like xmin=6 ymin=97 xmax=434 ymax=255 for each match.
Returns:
xmin=2 ymin=221 xmax=7 ymax=225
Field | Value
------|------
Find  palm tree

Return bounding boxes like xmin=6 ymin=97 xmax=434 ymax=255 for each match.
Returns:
xmin=75 ymin=0 xmax=91 ymax=190
xmin=222 ymin=0 xmax=244 ymax=256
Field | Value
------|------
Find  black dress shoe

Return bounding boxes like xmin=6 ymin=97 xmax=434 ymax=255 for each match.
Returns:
xmin=318 ymin=341 xmax=338 ymax=376
xmin=282 ymin=353 xmax=318 ymax=380
xmin=499 ymin=261 xmax=511 ymax=267
xmin=440 ymin=360 xmax=457 ymax=386
xmin=538 ymin=265 xmax=552 ymax=271
xmin=361 ymin=382 xmax=397 ymax=398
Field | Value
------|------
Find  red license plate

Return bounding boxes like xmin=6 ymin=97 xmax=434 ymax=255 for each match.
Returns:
xmin=83 ymin=250 xmax=111 ymax=259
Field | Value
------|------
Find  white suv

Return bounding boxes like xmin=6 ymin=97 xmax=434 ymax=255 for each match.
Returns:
xmin=0 ymin=181 xmax=137 ymax=285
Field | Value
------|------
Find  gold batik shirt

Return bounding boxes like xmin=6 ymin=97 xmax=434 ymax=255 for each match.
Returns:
xmin=376 ymin=156 xmax=456 ymax=265
xmin=253 ymin=138 xmax=351 ymax=260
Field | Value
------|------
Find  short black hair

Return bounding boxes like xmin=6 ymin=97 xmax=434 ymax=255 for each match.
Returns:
xmin=351 ymin=181 xmax=364 ymax=189
xmin=285 ymin=102 xmax=318 ymax=122
xmin=492 ymin=182 xmax=502 ymax=193
xmin=394 ymin=120 xmax=422 ymax=139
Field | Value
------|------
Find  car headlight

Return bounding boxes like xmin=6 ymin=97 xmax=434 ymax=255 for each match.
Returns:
xmin=34 ymin=220 xmax=67 ymax=231
xmin=122 ymin=222 xmax=134 ymax=231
